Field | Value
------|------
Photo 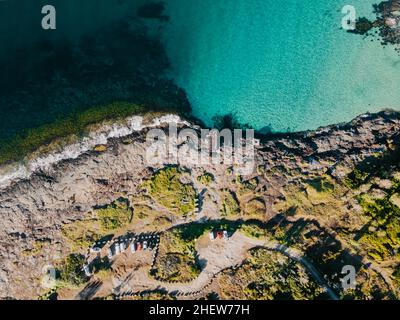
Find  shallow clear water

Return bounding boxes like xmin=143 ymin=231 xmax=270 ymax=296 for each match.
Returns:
xmin=162 ymin=0 xmax=400 ymax=132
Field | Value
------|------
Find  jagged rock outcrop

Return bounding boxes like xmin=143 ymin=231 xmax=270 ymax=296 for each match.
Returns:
xmin=352 ymin=0 xmax=400 ymax=46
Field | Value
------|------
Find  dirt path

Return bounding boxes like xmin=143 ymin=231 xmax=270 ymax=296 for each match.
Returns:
xmin=261 ymin=242 xmax=339 ymax=300
xmin=288 ymin=214 xmax=397 ymax=297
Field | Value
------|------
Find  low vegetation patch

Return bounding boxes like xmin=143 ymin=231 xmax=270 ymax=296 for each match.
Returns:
xmin=239 ymin=222 xmax=266 ymax=239
xmin=306 ymin=177 xmax=335 ymax=202
xmin=91 ymin=257 xmax=112 ymax=280
xmin=197 ymin=172 xmax=215 ymax=185
xmin=217 ymin=249 xmax=324 ymax=300
xmin=62 ymin=217 xmax=105 ymax=251
xmin=243 ymin=198 xmax=266 ymax=220
xmin=62 ymin=198 xmax=132 ymax=251
xmin=22 ymin=239 xmax=51 ymax=256
xmin=152 ymin=227 xmax=202 ymax=282
xmin=146 ymin=167 xmax=197 ymax=216
xmin=345 ymin=145 xmax=400 ymax=189
xmin=273 ymin=177 xmax=345 ymax=219
xmin=220 ymin=190 xmax=240 ymax=218
xmin=96 ymin=198 xmax=133 ymax=231
xmin=237 ymin=177 xmax=258 ymax=197
xmin=57 ymin=254 xmax=88 ymax=287
xmin=265 ymin=217 xmax=373 ymax=298
xmin=393 ymin=265 xmax=400 ymax=287
xmin=357 ymin=180 xmax=400 ymax=261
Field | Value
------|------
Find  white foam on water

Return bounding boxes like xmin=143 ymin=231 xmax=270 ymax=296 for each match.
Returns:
xmin=0 ymin=114 xmax=190 ymax=190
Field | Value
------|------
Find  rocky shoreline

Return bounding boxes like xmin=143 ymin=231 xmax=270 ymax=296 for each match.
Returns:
xmin=0 ymin=110 xmax=399 ymax=299
xmin=0 ymin=113 xmax=191 ymax=191
xmin=351 ymin=0 xmax=400 ymax=48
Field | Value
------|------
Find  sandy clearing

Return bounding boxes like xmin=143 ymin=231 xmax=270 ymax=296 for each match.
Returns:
xmin=111 ymin=232 xmax=339 ymax=300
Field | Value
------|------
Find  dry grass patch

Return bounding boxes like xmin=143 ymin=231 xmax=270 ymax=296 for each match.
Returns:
xmin=145 ymin=167 xmax=197 ymax=216
xmin=217 ymin=249 xmax=324 ymax=300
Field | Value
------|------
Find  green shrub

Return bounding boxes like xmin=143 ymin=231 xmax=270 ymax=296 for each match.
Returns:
xmin=218 ymin=249 xmax=324 ymax=300
xmin=147 ymin=167 xmax=197 ymax=216
xmin=240 ymin=223 xmax=266 ymax=239
xmin=237 ymin=177 xmax=258 ymax=196
xmin=96 ymin=199 xmax=133 ymax=231
xmin=307 ymin=178 xmax=334 ymax=193
xmin=153 ymin=228 xmax=202 ymax=282
xmin=58 ymin=254 xmax=87 ymax=286
xmin=345 ymin=169 xmax=369 ymax=189
xmin=197 ymin=172 xmax=215 ymax=185
xmin=244 ymin=198 xmax=266 ymax=219
xmin=220 ymin=190 xmax=240 ymax=217
xmin=357 ymin=181 xmax=400 ymax=260
xmin=393 ymin=265 xmax=400 ymax=286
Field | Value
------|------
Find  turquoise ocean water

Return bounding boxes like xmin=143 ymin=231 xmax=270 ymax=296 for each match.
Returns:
xmin=162 ymin=0 xmax=400 ymax=132
xmin=0 ymin=0 xmax=399 ymax=137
